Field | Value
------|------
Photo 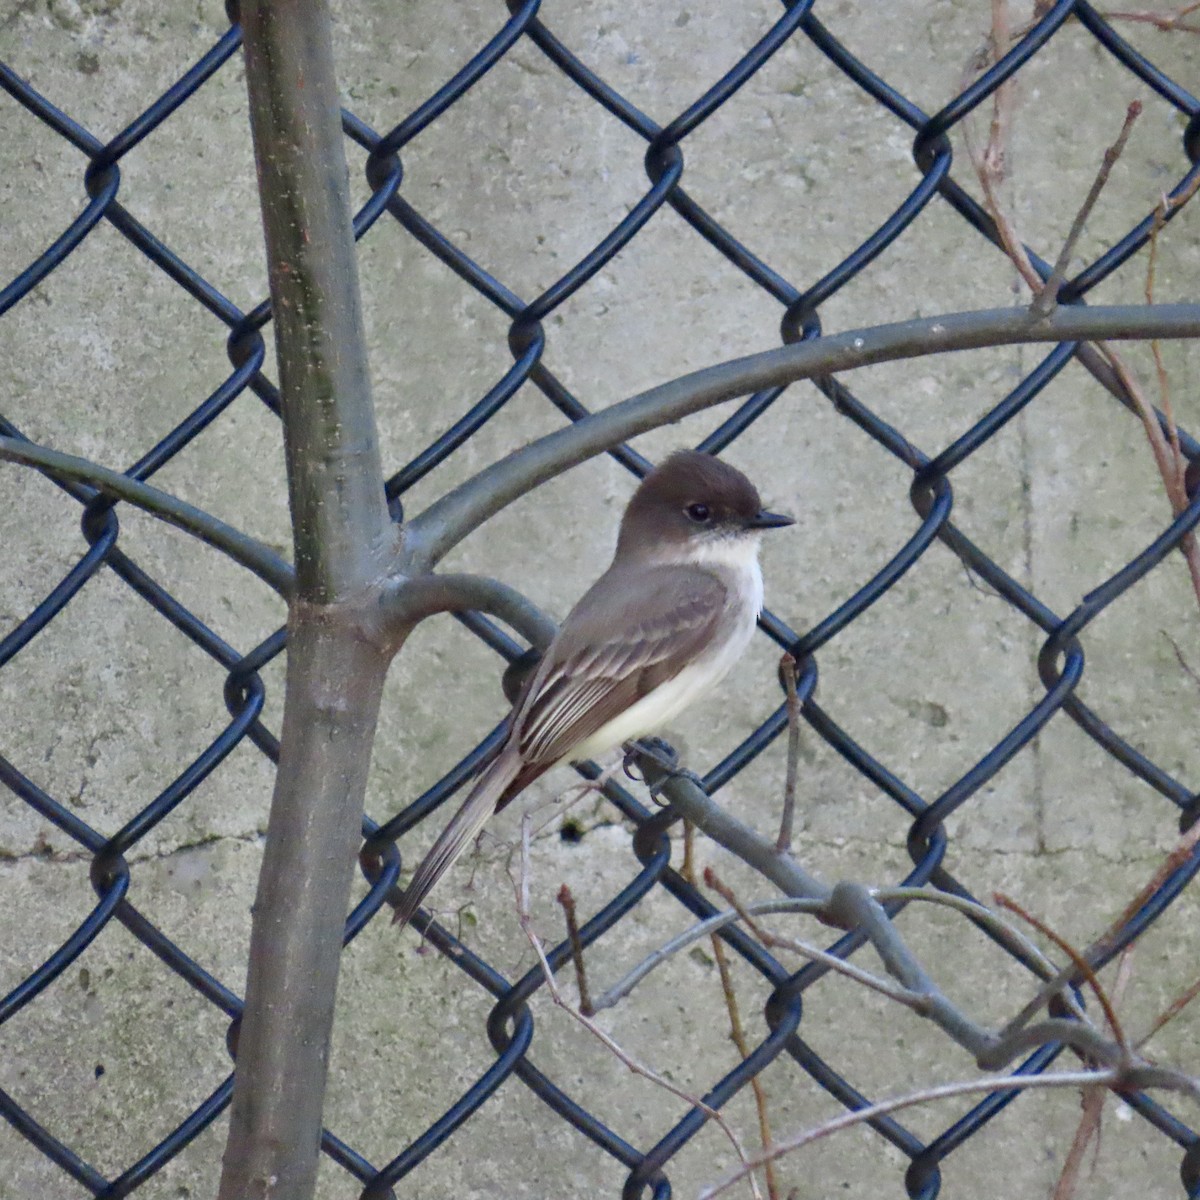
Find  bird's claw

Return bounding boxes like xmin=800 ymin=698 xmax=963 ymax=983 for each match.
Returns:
xmin=626 ymin=737 xmax=706 ymax=802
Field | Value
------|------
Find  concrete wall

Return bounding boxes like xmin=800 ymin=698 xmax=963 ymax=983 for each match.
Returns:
xmin=2 ymin=2 xmax=1200 ymax=1197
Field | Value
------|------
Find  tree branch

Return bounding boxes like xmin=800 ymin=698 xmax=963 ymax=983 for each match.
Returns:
xmin=253 ymin=75 xmax=395 ymax=603
xmin=218 ymin=2 xmax=396 ymax=1198
xmin=648 ymin=768 xmax=832 ymax=902
xmin=406 ymin=304 xmax=1200 ymax=568
xmin=0 ymin=435 xmax=294 ymax=597
xmin=380 ymin=571 xmax=558 ymax=648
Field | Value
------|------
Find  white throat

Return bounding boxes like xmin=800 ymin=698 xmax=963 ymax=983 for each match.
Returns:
xmin=687 ymin=530 xmax=763 ymax=573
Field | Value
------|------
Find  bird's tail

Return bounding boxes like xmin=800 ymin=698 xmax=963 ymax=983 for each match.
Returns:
xmin=392 ymin=750 xmax=523 ymax=931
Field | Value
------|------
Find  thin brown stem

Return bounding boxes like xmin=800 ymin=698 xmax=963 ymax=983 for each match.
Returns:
xmin=711 ymin=937 xmax=781 ymax=1200
xmin=970 ymin=138 xmax=1044 ymax=295
xmin=682 ymin=823 xmax=779 ymax=1200
xmin=960 ymin=8 xmax=1200 ymax=610
xmin=987 ymin=0 xmax=1015 ymax=185
xmin=1105 ymin=3 xmax=1200 ymax=32
xmin=558 ymin=884 xmax=593 ymax=1016
xmin=994 ymin=893 xmax=1130 ymax=1060
xmin=514 ymin=818 xmax=762 ymax=1200
xmin=1098 ymin=344 xmax=1200 ymax=603
xmin=1051 ymin=1086 xmax=1109 ymax=1200
xmin=776 ymin=654 xmax=802 ymax=854
xmin=1142 ymin=170 xmax=1200 ymax=599
xmin=1140 ymin=974 xmax=1200 ymax=1048
xmin=699 ymin=1068 xmax=1123 ymax=1199
xmin=1071 ymin=814 xmax=1200 ymax=1017
xmin=962 ymin=0 xmax=1044 ymax=295
xmin=1033 ymin=101 xmax=1143 ymax=315
xmin=1052 ymin=948 xmax=1136 ymax=1200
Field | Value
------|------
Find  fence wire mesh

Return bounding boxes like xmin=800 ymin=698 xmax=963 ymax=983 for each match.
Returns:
xmin=3 ymin=1 xmax=1200 ymax=1197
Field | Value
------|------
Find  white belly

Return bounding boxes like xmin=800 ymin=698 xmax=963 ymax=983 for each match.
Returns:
xmin=565 ymin=554 xmax=763 ymax=763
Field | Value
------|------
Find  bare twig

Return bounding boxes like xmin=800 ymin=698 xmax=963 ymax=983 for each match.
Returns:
xmin=513 ymin=818 xmax=763 ymax=1200
xmin=586 ymin=861 xmax=1198 ymax=1200
xmin=959 ymin=6 xmax=1195 ymax=520
xmin=711 ymin=934 xmax=780 ymax=1200
xmin=589 ymin=898 xmax=830 ymax=1013
xmin=1142 ymin=171 xmax=1200 ymax=606
xmin=964 ymin=22 xmax=1144 ymax=320
xmin=679 ymin=829 xmax=780 ymax=1200
xmin=994 ymin=893 xmax=1131 ymax=1061
xmin=1097 ymin=345 xmax=1200 ymax=601
xmin=960 ymin=3 xmax=1044 ymax=295
xmin=1139 ymin=973 xmax=1200 ymax=1049
xmin=557 ymin=884 xmax=593 ymax=1016
xmin=973 ymin=165 xmax=1043 ymax=293
xmin=650 ymin=767 xmax=831 ymax=902
xmin=1053 ymin=1086 xmax=1110 ymax=1200
xmin=1033 ymin=101 xmax=1143 ymax=315
xmin=1052 ymin=948 xmax=1136 ymax=1200
xmin=1105 ymin=809 xmax=1200 ymax=959
xmin=871 ymin=888 xmax=1068 ymax=989
xmin=986 ymin=0 xmax=1016 ymax=187
xmin=594 ymin=874 xmax=1135 ymax=1077
xmin=1105 ymin=3 xmax=1200 ymax=33
xmin=998 ymin=813 xmax=1200 ymax=1060
xmin=1138 ymin=175 xmax=1200 ymax=494
xmin=776 ymin=654 xmax=801 ymax=854
xmin=699 ymin=1068 xmax=1125 ymax=1199
xmin=708 ymin=1031 xmax=1200 ymax=1200
xmin=702 ymin=873 xmax=925 ymax=1010
xmin=958 ymin=33 xmax=1200 ymax=603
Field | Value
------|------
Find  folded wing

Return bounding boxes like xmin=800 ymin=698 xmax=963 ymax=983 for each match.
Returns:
xmin=511 ymin=563 xmax=729 ymax=773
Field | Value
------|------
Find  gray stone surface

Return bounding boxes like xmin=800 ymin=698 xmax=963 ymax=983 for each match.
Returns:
xmin=3 ymin=1 xmax=1200 ymax=1198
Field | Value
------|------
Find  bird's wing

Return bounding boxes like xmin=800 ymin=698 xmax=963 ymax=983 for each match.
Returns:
xmin=511 ymin=564 xmax=729 ymax=770
xmin=393 ymin=566 xmax=729 ymax=931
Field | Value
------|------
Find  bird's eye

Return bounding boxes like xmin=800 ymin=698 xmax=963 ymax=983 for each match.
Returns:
xmin=685 ymin=503 xmax=712 ymax=523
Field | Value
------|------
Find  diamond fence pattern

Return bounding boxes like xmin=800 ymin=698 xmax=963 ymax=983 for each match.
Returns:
xmin=2 ymin=1 xmax=1200 ymax=1197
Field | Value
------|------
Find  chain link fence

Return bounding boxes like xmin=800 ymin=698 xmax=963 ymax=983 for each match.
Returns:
xmin=3 ymin=1 xmax=1200 ymax=1196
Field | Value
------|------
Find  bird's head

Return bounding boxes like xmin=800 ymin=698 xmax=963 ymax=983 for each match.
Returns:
xmin=615 ymin=450 xmax=793 ymax=565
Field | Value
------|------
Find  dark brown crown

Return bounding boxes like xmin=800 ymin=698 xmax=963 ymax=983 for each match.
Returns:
xmin=615 ymin=451 xmax=770 ymax=559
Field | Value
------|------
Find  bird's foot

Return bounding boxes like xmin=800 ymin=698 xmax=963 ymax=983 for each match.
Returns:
xmin=625 ymin=737 xmax=706 ymax=802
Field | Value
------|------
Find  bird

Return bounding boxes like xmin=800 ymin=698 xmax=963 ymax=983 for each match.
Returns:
xmin=393 ymin=449 xmax=793 ymax=930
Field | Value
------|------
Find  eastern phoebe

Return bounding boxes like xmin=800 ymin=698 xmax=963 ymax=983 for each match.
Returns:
xmin=393 ymin=450 xmax=793 ymax=930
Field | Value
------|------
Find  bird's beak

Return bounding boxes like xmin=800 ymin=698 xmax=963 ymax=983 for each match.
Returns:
xmin=746 ymin=509 xmax=795 ymax=530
